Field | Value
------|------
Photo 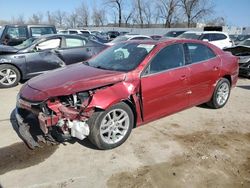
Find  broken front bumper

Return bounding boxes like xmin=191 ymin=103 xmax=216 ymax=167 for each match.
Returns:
xmin=15 ymin=108 xmax=41 ymax=149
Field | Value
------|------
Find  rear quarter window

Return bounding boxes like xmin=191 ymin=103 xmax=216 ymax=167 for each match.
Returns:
xmin=186 ymin=43 xmax=216 ymax=64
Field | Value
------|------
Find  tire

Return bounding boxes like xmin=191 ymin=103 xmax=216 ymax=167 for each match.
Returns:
xmin=0 ymin=64 xmax=20 ymax=88
xmin=207 ymin=78 xmax=231 ymax=109
xmin=88 ymin=102 xmax=134 ymax=150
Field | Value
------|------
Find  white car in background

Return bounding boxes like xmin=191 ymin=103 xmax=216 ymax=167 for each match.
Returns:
xmin=58 ymin=29 xmax=91 ymax=36
xmin=178 ymin=31 xmax=233 ymax=49
xmin=107 ymin=34 xmax=152 ymax=46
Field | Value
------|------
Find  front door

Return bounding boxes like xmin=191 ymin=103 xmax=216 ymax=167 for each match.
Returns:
xmin=25 ymin=38 xmax=63 ymax=78
xmin=140 ymin=43 xmax=190 ymax=122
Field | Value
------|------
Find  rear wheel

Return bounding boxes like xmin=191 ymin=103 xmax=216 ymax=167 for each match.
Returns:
xmin=207 ymin=78 xmax=231 ymax=109
xmin=0 ymin=64 xmax=20 ymax=88
xmin=88 ymin=102 xmax=134 ymax=150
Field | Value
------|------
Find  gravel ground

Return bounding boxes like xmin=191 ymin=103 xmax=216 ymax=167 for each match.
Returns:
xmin=0 ymin=78 xmax=249 ymax=188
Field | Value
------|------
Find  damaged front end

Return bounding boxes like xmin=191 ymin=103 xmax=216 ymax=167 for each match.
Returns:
xmin=15 ymin=91 xmax=94 ymax=149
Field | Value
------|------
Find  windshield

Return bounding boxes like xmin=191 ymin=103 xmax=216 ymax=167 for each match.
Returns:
xmin=110 ymin=36 xmax=128 ymax=44
xmin=87 ymin=42 xmax=155 ymax=72
xmin=239 ymin=39 xmax=250 ymax=46
xmin=178 ymin=33 xmax=202 ymax=39
xmin=14 ymin=37 xmax=37 ymax=49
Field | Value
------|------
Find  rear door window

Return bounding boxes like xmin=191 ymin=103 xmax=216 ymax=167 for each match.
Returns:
xmin=65 ymin=37 xmax=86 ymax=47
xmin=186 ymin=43 xmax=216 ymax=64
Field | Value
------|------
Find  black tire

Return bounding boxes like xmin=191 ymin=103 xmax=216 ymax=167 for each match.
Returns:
xmin=0 ymin=64 xmax=21 ymax=88
xmin=88 ymin=102 xmax=134 ymax=150
xmin=207 ymin=78 xmax=231 ymax=109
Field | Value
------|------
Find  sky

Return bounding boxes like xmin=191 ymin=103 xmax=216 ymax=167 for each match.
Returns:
xmin=0 ymin=0 xmax=249 ymax=27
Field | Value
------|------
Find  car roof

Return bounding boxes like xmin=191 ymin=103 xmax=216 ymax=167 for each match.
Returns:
xmin=184 ymin=31 xmax=229 ymax=35
xmin=35 ymin=34 xmax=88 ymax=40
xmin=123 ymin=38 xmax=210 ymax=45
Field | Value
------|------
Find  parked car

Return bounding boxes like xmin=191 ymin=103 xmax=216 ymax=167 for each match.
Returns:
xmin=150 ymin=35 xmax=162 ymax=40
xmin=107 ymin=31 xmax=120 ymax=40
xmin=178 ymin=31 xmax=233 ymax=49
xmin=0 ymin=24 xmax=56 ymax=46
xmin=119 ymin=31 xmax=129 ymax=35
xmin=107 ymin=34 xmax=152 ymax=45
xmin=162 ymin=30 xmax=186 ymax=39
xmin=224 ymin=38 xmax=250 ymax=78
xmin=15 ymin=39 xmax=238 ymax=150
xmin=230 ymin=34 xmax=250 ymax=45
xmin=90 ymin=31 xmax=110 ymax=41
xmin=88 ymin=34 xmax=110 ymax=43
xmin=58 ymin=29 xmax=91 ymax=36
xmin=0 ymin=34 xmax=107 ymax=88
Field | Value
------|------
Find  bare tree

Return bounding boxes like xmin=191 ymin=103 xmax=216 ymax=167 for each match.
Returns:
xmin=206 ymin=16 xmax=226 ymax=26
xmin=134 ymin=0 xmax=144 ymax=28
xmin=123 ymin=11 xmax=133 ymax=27
xmin=157 ymin=0 xmax=179 ymax=28
xmin=92 ymin=7 xmax=107 ymax=26
xmin=106 ymin=0 xmax=123 ymax=27
xmin=28 ymin=12 xmax=43 ymax=24
xmin=46 ymin=11 xmax=55 ymax=25
xmin=180 ymin=0 xmax=214 ymax=27
xmin=76 ymin=2 xmax=89 ymax=27
xmin=143 ymin=0 xmax=154 ymax=27
xmin=53 ymin=10 xmax=67 ymax=28
xmin=66 ymin=11 xmax=79 ymax=28
xmin=10 ymin=15 xmax=26 ymax=24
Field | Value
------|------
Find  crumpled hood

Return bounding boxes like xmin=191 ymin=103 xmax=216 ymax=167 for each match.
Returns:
xmin=224 ymin=45 xmax=250 ymax=56
xmin=0 ymin=44 xmax=18 ymax=54
xmin=21 ymin=63 xmax=126 ymax=101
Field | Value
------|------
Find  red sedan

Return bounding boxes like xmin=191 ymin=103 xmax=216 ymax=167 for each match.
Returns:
xmin=15 ymin=39 xmax=239 ymax=150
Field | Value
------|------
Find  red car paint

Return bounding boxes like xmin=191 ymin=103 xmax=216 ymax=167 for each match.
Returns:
xmin=19 ymin=39 xmax=238 ymax=129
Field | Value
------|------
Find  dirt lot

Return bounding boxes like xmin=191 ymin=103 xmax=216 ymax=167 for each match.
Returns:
xmin=0 ymin=78 xmax=250 ymax=188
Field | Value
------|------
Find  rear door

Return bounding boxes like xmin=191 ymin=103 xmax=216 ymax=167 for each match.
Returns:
xmin=140 ymin=43 xmax=190 ymax=122
xmin=184 ymin=43 xmax=220 ymax=106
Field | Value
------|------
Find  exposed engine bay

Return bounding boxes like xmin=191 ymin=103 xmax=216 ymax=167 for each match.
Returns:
xmin=16 ymin=91 xmax=95 ymax=149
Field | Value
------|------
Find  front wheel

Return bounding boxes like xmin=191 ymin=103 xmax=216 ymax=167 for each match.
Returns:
xmin=88 ymin=102 xmax=134 ymax=150
xmin=0 ymin=64 xmax=21 ymax=88
xmin=207 ymin=78 xmax=231 ymax=109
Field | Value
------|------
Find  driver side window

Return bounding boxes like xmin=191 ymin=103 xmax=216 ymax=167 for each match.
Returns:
xmin=145 ymin=43 xmax=184 ymax=75
xmin=35 ymin=38 xmax=61 ymax=51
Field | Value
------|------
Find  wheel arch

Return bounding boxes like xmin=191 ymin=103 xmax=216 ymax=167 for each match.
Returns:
xmin=0 ymin=63 xmax=23 ymax=80
xmin=222 ymin=74 xmax=232 ymax=87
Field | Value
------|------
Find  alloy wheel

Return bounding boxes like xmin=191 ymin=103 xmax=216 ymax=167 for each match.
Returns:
xmin=0 ymin=68 xmax=17 ymax=86
xmin=216 ymin=82 xmax=229 ymax=106
xmin=100 ymin=109 xmax=130 ymax=144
